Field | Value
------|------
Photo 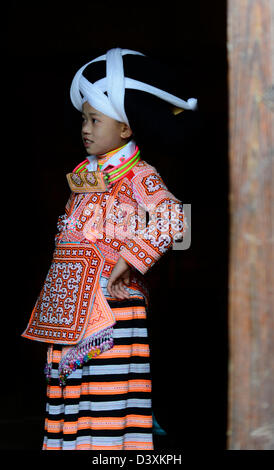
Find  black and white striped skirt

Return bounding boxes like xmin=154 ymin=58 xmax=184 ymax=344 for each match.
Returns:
xmin=42 ymin=296 xmax=153 ymax=450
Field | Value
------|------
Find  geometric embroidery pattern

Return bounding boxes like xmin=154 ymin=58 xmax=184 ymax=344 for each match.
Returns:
xmin=120 ymin=168 xmax=186 ymax=274
xmin=22 ymin=243 xmax=104 ymax=345
xmin=141 ymin=173 xmax=168 ymax=195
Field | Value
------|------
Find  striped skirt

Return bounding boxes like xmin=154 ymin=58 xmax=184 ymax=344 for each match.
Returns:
xmin=42 ymin=296 xmax=153 ymax=450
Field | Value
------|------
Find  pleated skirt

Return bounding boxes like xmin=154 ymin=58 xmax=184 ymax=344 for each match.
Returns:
xmin=42 ymin=296 xmax=153 ymax=450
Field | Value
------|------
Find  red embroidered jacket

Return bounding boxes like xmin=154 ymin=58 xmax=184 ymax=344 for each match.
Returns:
xmin=22 ymin=158 xmax=187 ymax=350
xmin=57 ymin=159 xmax=186 ymax=287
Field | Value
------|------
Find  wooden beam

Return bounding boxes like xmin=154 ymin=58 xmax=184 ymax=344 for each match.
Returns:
xmin=227 ymin=0 xmax=274 ymax=449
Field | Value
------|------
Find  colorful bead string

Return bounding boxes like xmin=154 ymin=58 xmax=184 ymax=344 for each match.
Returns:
xmin=104 ymin=149 xmax=140 ymax=186
xmin=97 ymin=143 xmax=127 ymax=166
xmin=73 ymin=159 xmax=89 ymax=174
xmin=72 ymin=145 xmax=141 ymax=187
xmin=72 ymin=144 xmax=127 ymax=174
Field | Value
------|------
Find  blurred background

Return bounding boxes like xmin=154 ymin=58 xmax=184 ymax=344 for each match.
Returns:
xmin=1 ymin=0 xmax=228 ymax=451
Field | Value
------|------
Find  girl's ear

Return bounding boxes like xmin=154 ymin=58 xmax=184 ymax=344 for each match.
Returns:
xmin=120 ymin=123 xmax=133 ymax=139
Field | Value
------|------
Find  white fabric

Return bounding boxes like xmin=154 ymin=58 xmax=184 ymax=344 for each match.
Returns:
xmin=70 ymin=48 xmax=198 ymax=126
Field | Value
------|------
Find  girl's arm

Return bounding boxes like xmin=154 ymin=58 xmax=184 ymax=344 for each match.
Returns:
xmin=107 ymin=257 xmax=131 ymax=300
xmin=120 ymin=165 xmax=187 ymax=275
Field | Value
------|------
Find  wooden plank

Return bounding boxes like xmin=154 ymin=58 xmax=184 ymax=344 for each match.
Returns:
xmin=227 ymin=0 xmax=274 ymax=449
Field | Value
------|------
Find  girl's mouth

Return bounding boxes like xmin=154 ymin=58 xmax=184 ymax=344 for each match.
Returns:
xmin=83 ymin=138 xmax=94 ymax=147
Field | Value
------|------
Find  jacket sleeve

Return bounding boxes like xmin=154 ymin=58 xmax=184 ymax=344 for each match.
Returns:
xmin=120 ymin=165 xmax=188 ymax=274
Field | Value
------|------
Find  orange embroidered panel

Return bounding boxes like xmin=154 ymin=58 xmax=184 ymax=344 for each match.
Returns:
xmin=141 ymin=172 xmax=168 ymax=196
xmin=22 ymin=243 xmax=104 ymax=345
xmin=118 ymin=163 xmax=185 ymax=274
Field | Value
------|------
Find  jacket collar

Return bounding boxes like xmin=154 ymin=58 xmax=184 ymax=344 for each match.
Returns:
xmin=86 ymin=140 xmax=137 ymax=172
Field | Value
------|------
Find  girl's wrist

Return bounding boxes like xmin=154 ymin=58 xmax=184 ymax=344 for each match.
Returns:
xmin=119 ymin=256 xmax=132 ymax=269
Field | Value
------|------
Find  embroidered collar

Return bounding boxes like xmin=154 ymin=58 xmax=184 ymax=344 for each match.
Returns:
xmin=97 ymin=143 xmax=127 ymax=168
xmin=69 ymin=140 xmax=140 ymax=192
xmin=86 ymin=140 xmax=137 ymax=172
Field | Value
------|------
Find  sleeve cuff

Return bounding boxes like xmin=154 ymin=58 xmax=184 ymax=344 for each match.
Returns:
xmin=120 ymin=245 xmax=157 ymax=275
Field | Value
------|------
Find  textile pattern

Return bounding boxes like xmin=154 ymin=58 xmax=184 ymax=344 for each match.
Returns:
xmin=43 ymin=296 xmax=153 ymax=451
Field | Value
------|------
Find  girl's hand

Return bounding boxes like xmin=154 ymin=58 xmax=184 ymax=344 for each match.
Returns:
xmin=107 ymin=257 xmax=131 ymax=300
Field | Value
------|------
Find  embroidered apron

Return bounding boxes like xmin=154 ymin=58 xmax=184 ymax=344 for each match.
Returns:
xmin=22 ymin=143 xmax=141 ymax=385
xmin=22 ymin=188 xmax=118 ymax=385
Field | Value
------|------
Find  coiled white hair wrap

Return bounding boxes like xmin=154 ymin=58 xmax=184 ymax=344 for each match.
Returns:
xmin=70 ymin=48 xmax=198 ymax=126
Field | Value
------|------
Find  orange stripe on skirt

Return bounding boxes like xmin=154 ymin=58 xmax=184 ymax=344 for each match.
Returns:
xmin=45 ymin=415 xmax=152 ymax=434
xmin=43 ymin=297 xmax=153 ymax=451
xmin=62 ymin=379 xmax=151 ymax=398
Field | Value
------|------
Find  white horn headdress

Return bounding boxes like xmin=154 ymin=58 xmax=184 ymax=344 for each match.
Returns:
xmin=70 ymin=48 xmax=198 ymax=126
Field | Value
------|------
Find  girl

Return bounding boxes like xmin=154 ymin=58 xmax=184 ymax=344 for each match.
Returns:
xmin=22 ymin=48 xmax=197 ymax=450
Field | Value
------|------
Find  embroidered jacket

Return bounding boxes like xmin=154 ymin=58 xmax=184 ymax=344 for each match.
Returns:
xmin=59 ymin=158 xmax=186 ymax=282
xmin=22 ymin=143 xmax=186 ymax=384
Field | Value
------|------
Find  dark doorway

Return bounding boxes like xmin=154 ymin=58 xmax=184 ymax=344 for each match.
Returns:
xmin=1 ymin=1 xmax=228 ymax=451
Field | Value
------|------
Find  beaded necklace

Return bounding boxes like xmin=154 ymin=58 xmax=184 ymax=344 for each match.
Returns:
xmin=102 ymin=147 xmax=140 ymax=187
xmin=97 ymin=144 xmax=127 ymax=168
xmin=72 ymin=144 xmax=140 ymax=189
xmin=73 ymin=144 xmax=127 ymax=174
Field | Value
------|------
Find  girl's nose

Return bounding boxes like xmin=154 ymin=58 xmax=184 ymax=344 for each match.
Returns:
xmin=82 ymin=120 xmax=91 ymax=133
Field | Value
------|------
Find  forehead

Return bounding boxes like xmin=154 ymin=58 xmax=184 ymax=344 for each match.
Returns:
xmin=82 ymin=101 xmax=102 ymax=116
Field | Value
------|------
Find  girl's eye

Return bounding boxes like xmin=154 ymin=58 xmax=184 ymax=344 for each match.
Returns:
xmin=81 ymin=116 xmax=99 ymax=124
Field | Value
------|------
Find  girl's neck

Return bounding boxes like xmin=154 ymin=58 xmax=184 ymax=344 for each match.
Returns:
xmin=97 ymin=143 xmax=127 ymax=167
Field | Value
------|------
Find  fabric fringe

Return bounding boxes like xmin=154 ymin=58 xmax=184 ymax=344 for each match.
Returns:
xmin=44 ymin=326 xmax=114 ymax=386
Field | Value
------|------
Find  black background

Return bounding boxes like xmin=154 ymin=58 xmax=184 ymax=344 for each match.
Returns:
xmin=1 ymin=0 xmax=228 ymax=451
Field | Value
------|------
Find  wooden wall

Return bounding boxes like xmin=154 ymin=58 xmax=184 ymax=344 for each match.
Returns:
xmin=227 ymin=0 xmax=274 ymax=449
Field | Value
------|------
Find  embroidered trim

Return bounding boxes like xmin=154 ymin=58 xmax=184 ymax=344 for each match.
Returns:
xmin=45 ymin=326 xmax=114 ymax=386
xmin=21 ymin=243 xmax=109 ymax=345
xmin=66 ymin=170 xmax=107 ymax=193
xmin=70 ymin=146 xmax=140 ymax=192
xmin=103 ymin=148 xmax=140 ymax=186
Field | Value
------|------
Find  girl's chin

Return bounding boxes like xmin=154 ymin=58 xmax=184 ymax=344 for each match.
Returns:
xmin=84 ymin=144 xmax=104 ymax=156
xmin=84 ymin=145 xmax=96 ymax=155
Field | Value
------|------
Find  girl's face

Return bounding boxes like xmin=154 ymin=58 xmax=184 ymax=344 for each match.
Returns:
xmin=81 ymin=101 xmax=132 ymax=156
